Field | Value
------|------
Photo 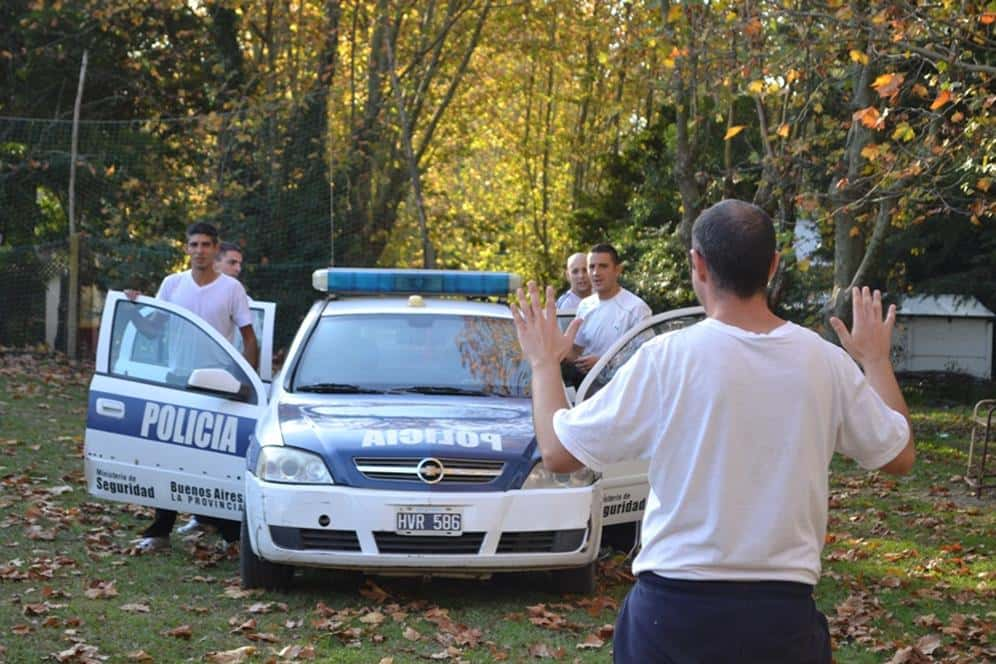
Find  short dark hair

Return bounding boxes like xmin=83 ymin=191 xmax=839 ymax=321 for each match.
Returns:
xmin=186 ymin=222 xmax=219 ymax=243
xmin=691 ymin=199 xmax=776 ymax=298
xmin=588 ymin=243 xmax=620 ymax=265
xmin=218 ymin=241 xmax=241 ymax=256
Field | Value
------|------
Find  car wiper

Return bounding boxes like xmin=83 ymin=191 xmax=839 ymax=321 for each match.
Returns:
xmin=295 ymin=383 xmax=386 ymax=394
xmin=392 ymin=385 xmax=491 ymax=397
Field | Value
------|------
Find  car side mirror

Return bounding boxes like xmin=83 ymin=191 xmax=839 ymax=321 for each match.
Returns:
xmin=188 ymin=368 xmax=242 ymax=395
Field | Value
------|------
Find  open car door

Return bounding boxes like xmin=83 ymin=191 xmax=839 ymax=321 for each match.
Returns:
xmin=242 ymin=299 xmax=277 ymax=386
xmin=576 ymin=306 xmax=705 ymax=526
xmin=84 ymin=291 xmax=270 ymax=521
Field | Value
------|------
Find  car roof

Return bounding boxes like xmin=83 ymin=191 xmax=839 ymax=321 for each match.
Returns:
xmin=319 ymin=296 xmax=513 ymax=318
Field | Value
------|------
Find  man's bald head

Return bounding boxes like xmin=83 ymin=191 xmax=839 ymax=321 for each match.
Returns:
xmin=566 ymin=252 xmax=591 ymax=298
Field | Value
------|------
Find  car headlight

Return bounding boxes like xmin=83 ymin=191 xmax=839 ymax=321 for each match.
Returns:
xmin=521 ymin=462 xmax=596 ymax=489
xmin=256 ymin=446 xmax=333 ymax=484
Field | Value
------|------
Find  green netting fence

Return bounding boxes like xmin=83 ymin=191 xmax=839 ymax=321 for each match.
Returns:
xmin=1 ymin=107 xmax=350 ymax=356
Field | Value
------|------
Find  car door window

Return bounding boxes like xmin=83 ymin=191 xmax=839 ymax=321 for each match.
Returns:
xmin=556 ymin=309 xmax=577 ymax=332
xmin=578 ymin=308 xmax=705 ymax=402
xmin=108 ymin=299 xmax=254 ymax=398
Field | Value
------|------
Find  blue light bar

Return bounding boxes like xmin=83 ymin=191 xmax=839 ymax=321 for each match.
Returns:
xmin=312 ymin=268 xmax=523 ymax=297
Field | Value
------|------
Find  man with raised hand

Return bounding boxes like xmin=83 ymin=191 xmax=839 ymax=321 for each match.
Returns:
xmin=555 ymin=252 xmax=591 ymax=311
xmin=513 ymin=199 xmax=913 ymax=663
xmin=566 ymin=243 xmax=651 ymax=375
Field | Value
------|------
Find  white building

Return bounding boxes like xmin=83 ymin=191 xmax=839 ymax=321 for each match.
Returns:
xmin=893 ymin=294 xmax=994 ymax=380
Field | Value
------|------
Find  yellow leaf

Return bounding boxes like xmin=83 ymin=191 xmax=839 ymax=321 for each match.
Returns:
xmin=929 ymin=89 xmax=952 ymax=110
xmin=872 ymin=73 xmax=903 ymax=98
xmin=850 ymin=49 xmax=869 ymax=65
xmin=860 ymin=144 xmax=880 ymax=160
xmin=977 ymin=178 xmax=992 ymax=192
xmin=786 ymin=69 xmax=800 ymax=84
xmin=724 ymin=125 xmax=746 ymax=140
xmin=663 ymin=58 xmax=675 ymax=69
xmin=951 ymin=111 xmax=964 ymax=122
xmin=849 ymin=226 xmax=862 ymax=238
xmin=776 ymin=123 xmax=790 ymax=138
xmin=797 ymin=259 xmax=811 ymax=273
xmin=912 ymin=83 xmax=929 ymax=98
xmin=667 ymin=5 xmax=682 ymax=22
xmin=891 ymin=122 xmax=915 ymax=142
xmin=747 ymin=80 xmax=765 ymax=95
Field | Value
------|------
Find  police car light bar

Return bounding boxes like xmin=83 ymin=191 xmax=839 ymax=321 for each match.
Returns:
xmin=313 ymin=268 xmax=523 ymax=297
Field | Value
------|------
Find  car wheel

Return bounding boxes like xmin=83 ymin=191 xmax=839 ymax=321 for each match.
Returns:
xmin=551 ymin=561 xmax=596 ymax=595
xmin=240 ymin=517 xmax=293 ymax=591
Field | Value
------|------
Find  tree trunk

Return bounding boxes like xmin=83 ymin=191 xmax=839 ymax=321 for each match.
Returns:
xmin=826 ymin=57 xmax=875 ymax=328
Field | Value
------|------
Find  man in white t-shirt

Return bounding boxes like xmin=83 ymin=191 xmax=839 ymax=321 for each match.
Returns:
xmin=126 ymin=222 xmax=258 ymax=552
xmin=512 ymin=199 xmax=914 ymax=663
xmin=555 ymin=252 xmax=591 ymax=311
xmin=567 ymin=243 xmax=651 ymax=375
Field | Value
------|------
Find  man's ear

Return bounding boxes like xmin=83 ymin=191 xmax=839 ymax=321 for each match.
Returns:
xmin=690 ymin=248 xmax=708 ymax=282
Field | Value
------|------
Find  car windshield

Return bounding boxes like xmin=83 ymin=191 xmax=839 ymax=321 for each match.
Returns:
xmin=292 ymin=313 xmax=531 ymax=398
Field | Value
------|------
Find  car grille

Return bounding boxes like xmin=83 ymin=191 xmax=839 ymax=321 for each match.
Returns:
xmin=497 ymin=529 xmax=587 ymax=554
xmin=373 ymin=532 xmax=485 ymax=554
xmin=353 ymin=457 xmax=505 ymax=484
xmin=269 ymin=526 xmax=361 ymax=551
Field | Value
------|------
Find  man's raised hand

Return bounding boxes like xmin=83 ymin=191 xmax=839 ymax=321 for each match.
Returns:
xmin=511 ymin=281 xmax=582 ymax=369
xmin=830 ymin=286 xmax=896 ymax=369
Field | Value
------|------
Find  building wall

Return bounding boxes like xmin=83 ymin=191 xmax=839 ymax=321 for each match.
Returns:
xmin=894 ymin=317 xmax=993 ymax=379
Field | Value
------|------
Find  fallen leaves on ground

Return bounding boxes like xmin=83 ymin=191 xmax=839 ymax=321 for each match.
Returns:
xmin=204 ymin=645 xmax=256 ymax=663
xmin=163 ymin=624 xmax=193 ymax=639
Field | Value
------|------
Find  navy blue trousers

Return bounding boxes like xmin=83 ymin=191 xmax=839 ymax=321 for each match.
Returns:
xmin=613 ymin=573 xmax=831 ymax=664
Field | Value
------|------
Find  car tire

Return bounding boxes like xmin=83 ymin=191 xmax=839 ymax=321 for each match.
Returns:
xmin=551 ymin=561 xmax=596 ymax=595
xmin=240 ymin=517 xmax=293 ymax=591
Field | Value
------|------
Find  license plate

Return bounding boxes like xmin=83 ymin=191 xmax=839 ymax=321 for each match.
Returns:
xmin=395 ymin=507 xmax=463 ymax=536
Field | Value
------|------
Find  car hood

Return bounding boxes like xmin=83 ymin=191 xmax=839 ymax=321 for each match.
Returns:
xmin=276 ymin=394 xmax=539 ymax=491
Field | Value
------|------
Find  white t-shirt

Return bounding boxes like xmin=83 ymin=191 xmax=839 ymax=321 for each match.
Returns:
xmin=556 ymin=290 xmax=584 ymax=311
xmin=553 ymin=318 xmax=909 ymax=585
xmin=574 ymin=288 xmax=651 ymax=356
xmin=156 ymin=271 xmax=253 ymax=375
xmin=157 ymin=271 xmax=252 ymax=340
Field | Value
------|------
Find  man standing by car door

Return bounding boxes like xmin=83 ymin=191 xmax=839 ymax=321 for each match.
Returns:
xmin=175 ymin=239 xmax=253 ymax=539
xmin=566 ymin=243 xmax=651 ymax=375
xmin=513 ymin=199 xmax=914 ymax=663
xmin=127 ymin=222 xmax=258 ymax=552
xmin=555 ymin=252 xmax=591 ymax=311
xmin=215 ymin=241 xmax=245 ymax=280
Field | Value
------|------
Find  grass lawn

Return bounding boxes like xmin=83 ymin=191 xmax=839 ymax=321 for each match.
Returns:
xmin=0 ymin=352 xmax=993 ymax=663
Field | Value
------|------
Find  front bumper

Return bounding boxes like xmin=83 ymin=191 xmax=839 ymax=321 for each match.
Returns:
xmin=244 ymin=474 xmax=601 ymax=573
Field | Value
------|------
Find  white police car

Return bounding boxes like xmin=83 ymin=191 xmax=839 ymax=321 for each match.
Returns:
xmin=84 ymin=269 xmax=702 ymax=593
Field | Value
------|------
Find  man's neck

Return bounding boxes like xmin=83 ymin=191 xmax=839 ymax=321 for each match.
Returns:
xmin=573 ymin=289 xmax=591 ymax=299
xmin=597 ymin=285 xmax=621 ymax=301
xmin=190 ymin=266 xmax=220 ymax=287
xmin=705 ymin=292 xmax=784 ymax=334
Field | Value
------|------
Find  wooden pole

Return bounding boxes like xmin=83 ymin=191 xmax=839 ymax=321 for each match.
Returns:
xmin=67 ymin=50 xmax=87 ymax=359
